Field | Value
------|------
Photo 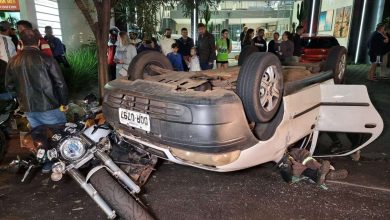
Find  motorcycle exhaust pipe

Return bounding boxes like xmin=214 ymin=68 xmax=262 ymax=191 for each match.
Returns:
xmin=67 ymin=168 xmax=116 ymax=219
xmin=94 ymin=150 xmax=141 ymax=194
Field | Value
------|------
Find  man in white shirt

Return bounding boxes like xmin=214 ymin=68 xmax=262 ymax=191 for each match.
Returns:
xmin=0 ymin=21 xmax=16 ymax=63
xmin=0 ymin=21 xmax=16 ymax=99
xmin=159 ymin=28 xmax=176 ymax=56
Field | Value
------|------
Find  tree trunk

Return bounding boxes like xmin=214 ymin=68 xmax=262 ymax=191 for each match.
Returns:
xmin=75 ymin=0 xmax=112 ymax=101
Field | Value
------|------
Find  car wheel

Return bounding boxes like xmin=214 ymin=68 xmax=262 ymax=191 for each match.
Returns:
xmin=322 ymin=46 xmax=347 ymax=84
xmin=128 ymin=50 xmax=173 ymax=80
xmin=237 ymin=52 xmax=284 ymax=123
xmin=238 ymin=45 xmax=259 ymax=66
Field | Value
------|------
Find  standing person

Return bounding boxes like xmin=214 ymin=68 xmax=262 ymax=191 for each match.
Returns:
xmin=187 ymin=47 xmax=201 ymax=71
xmin=129 ymin=30 xmax=142 ymax=47
xmin=16 ymin=20 xmax=52 ymax=56
xmin=216 ymin=29 xmax=232 ymax=69
xmin=268 ymin=32 xmax=280 ymax=55
xmin=240 ymin=24 xmax=248 ymax=47
xmin=176 ymin=28 xmax=194 ymax=71
xmin=9 ymin=28 xmax=18 ymax=48
xmin=114 ymin=31 xmax=137 ymax=79
xmin=6 ymin=29 xmax=68 ymax=173
xmin=159 ymin=28 xmax=176 ymax=56
xmin=0 ymin=21 xmax=16 ymax=63
xmin=367 ymin=23 xmax=389 ymax=81
xmin=107 ymin=27 xmax=119 ymax=81
xmin=196 ymin=23 xmax=216 ymax=70
xmin=242 ymin=28 xmax=255 ymax=47
xmin=253 ymin=28 xmax=267 ymax=52
xmin=0 ymin=21 xmax=17 ymax=98
xmin=44 ymin=26 xmax=70 ymax=67
xmin=380 ymin=26 xmax=390 ymax=80
xmin=292 ymin=25 xmax=304 ymax=61
xmin=167 ymin=43 xmax=184 ymax=71
xmin=279 ymin=31 xmax=295 ymax=65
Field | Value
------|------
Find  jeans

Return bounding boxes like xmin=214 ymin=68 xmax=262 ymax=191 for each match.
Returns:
xmin=26 ymin=108 xmax=67 ymax=128
xmin=200 ymin=62 xmax=214 ymax=70
xmin=0 ymin=92 xmax=16 ymax=101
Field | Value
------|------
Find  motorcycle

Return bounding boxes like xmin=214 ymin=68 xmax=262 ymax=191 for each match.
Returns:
xmin=10 ymin=98 xmax=156 ymax=220
xmin=0 ymin=97 xmax=21 ymax=162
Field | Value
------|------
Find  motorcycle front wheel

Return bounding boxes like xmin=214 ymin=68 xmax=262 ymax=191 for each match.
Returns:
xmin=89 ymin=168 xmax=153 ymax=220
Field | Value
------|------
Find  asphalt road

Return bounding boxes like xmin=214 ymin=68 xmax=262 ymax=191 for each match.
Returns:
xmin=0 ymin=64 xmax=389 ymax=220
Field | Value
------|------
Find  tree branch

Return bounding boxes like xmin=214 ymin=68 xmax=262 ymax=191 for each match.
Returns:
xmin=75 ymin=0 xmax=97 ymax=34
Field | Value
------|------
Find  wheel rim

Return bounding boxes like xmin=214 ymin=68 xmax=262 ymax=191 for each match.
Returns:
xmin=259 ymin=65 xmax=280 ymax=112
xmin=337 ymin=54 xmax=346 ymax=80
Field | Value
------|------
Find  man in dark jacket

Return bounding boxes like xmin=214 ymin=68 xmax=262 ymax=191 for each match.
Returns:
xmin=253 ymin=28 xmax=267 ymax=52
xmin=176 ymin=28 xmax=194 ymax=71
xmin=6 ymin=29 xmax=68 ymax=129
xmin=196 ymin=23 xmax=216 ymax=70
xmin=44 ymin=26 xmax=70 ymax=67
xmin=292 ymin=25 xmax=304 ymax=57
xmin=367 ymin=23 xmax=389 ymax=81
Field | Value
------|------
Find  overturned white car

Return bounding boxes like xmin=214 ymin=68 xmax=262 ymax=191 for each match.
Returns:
xmin=103 ymin=46 xmax=383 ymax=172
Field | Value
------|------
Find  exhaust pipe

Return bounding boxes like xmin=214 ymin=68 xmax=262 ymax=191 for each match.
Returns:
xmin=94 ymin=150 xmax=141 ymax=193
xmin=67 ymin=168 xmax=116 ymax=219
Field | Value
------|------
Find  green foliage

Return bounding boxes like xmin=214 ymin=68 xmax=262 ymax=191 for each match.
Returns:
xmin=115 ymin=0 xmax=164 ymax=36
xmin=61 ymin=45 xmax=98 ymax=95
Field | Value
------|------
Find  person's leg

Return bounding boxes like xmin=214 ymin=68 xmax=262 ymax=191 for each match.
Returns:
xmin=380 ymin=53 xmax=388 ymax=78
xmin=368 ymin=54 xmax=378 ymax=80
xmin=216 ymin=62 xmax=222 ymax=69
xmin=26 ymin=109 xmax=66 ymax=129
xmin=222 ymin=62 xmax=228 ymax=69
xmin=200 ymin=62 xmax=208 ymax=70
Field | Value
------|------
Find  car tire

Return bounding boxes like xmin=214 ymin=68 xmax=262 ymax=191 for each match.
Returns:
xmin=89 ymin=169 xmax=153 ymax=220
xmin=237 ymin=52 xmax=284 ymax=123
xmin=238 ymin=45 xmax=259 ymax=66
xmin=128 ymin=50 xmax=173 ymax=80
xmin=322 ymin=46 xmax=347 ymax=84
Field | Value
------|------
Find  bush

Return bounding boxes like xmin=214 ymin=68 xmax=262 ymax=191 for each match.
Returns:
xmin=61 ymin=45 xmax=98 ymax=95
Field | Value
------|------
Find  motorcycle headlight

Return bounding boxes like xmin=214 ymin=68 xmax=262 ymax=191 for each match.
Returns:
xmin=59 ymin=137 xmax=86 ymax=161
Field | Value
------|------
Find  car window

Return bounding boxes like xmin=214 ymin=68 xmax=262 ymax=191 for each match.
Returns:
xmin=302 ymin=37 xmax=340 ymax=48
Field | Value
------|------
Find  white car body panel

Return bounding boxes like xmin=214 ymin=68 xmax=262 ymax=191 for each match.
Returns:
xmin=120 ymin=80 xmax=383 ymax=172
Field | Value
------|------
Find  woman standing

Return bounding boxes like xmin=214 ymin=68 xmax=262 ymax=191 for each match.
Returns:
xmin=216 ymin=29 xmax=232 ymax=69
xmin=114 ymin=31 xmax=137 ymax=79
xmin=242 ymin=28 xmax=255 ymax=47
xmin=279 ymin=31 xmax=294 ymax=65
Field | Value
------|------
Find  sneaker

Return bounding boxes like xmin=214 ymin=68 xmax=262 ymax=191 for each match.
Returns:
xmin=316 ymin=160 xmax=330 ymax=185
xmin=42 ymin=162 xmax=53 ymax=174
xmin=326 ymin=169 xmax=348 ymax=180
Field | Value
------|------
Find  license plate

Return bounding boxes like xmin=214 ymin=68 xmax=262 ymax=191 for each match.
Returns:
xmin=119 ymin=108 xmax=150 ymax=132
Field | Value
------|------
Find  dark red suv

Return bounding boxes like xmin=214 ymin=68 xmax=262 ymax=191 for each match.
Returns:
xmin=300 ymin=35 xmax=340 ymax=63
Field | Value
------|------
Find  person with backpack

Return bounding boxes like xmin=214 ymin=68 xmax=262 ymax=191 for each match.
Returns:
xmin=44 ymin=26 xmax=70 ymax=68
xmin=216 ymin=29 xmax=232 ymax=69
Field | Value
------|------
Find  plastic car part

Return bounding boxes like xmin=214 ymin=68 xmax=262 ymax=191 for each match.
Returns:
xmin=128 ymin=50 xmax=173 ymax=80
xmin=236 ymin=52 xmax=284 ymax=123
xmin=321 ymin=46 xmax=347 ymax=84
xmin=238 ymin=45 xmax=259 ymax=66
xmin=170 ymin=148 xmax=241 ymax=166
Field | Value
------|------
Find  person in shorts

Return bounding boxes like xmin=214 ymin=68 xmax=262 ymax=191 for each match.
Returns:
xmin=367 ymin=23 xmax=389 ymax=81
xmin=216 ymin=29 xmax=232 ymax=69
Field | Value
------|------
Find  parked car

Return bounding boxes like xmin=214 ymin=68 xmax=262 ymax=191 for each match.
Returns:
xmin=300 ymin=35 xmax=340 ymax=63
xmin=102 ymin=48 xmax=383 ymax=172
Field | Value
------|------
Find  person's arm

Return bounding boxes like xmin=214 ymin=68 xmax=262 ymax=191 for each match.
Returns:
xmin=39 ymin=39 xmax=53 ymax=57
xmin=228 ymin=39 xmax=232 ymax=54
xmin=208 ymin=35 xmax=216 ymax=64
xmin=5 ymin=62 xmax=14 ymax=92
xmin=264 ymin=39 xmax=267 ymax=52
xmin=48 ymin=58 xmax=68 ymax=106
xmin=6 ymin=38 xmax=16 ymax=58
